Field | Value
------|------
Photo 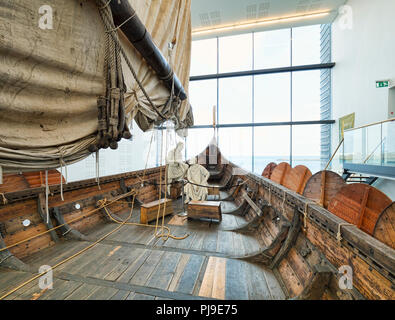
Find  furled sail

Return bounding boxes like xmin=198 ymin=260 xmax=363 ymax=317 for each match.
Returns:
xmin=0 ymin=0 xmax=193 ymax=172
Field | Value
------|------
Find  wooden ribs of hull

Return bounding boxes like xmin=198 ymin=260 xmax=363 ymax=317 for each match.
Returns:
xmin=303 ymin=170 xmax=346 ymax=209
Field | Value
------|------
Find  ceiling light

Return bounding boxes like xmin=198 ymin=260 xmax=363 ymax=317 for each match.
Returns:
xmin=192 ymin=11 xmax=331 ymax=36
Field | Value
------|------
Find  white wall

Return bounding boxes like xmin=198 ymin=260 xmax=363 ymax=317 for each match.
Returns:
xmin=332 ymin=0 xmax=395 ymax=132
xmin=331 ymin=0 xmax=395 ymax=199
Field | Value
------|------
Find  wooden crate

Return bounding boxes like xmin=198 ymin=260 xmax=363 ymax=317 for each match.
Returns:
xmin=187 ymin=200 xmax=222 ymax=222
xmin=140 ymin=198 xmax=173 ymax=224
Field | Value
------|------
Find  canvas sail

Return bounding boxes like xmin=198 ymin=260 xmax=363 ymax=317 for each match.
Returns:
xmin=0 ymin=0 xmax=193 ymax=172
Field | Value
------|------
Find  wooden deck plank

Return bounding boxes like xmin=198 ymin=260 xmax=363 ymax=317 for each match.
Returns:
xmin=168 ymin=254 xmax=191 ymax=292
xmin=146 ymin=251 xmax=181 ymax=290
xmin=40 ymin=279 xmax=84 ymax=300
xmin=175 ymin=254 xmax=205 ymax=295
xmin=87 ymin=286 xmax=119 ymax=300
xmin=64 ymin=283 xmax=101 ymax=300
xmin=129 ymin=250 xmax=165 ymax=286
xmin=110 ymin=289 xmax=131 ymax=300
xmin=116 ymin=249 xmax=151 ymax=283
xmin=225 ymin=259 xmax=249 ymax=300
xmin=245 ymin=262 xmax=272 ymax=300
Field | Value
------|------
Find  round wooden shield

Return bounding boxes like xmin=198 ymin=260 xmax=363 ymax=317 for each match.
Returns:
xmin=270 ymin=162 xmax=291 ymax=186
xmin=261 ymin=162 xmax=277 ymax=179
xmin=373 ymin=202 xmax=395 ymax=249
xmin=328 ymin=183 xmax=392 ymax=235
xmin=303 ymin=170 xmax=346 ymax=209
xmin=283 ymin=165 xmax=312 ymax=195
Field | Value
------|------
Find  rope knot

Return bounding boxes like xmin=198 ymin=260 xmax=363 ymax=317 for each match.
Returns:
xmin=110 ymin=88 xmax=121 ymax=100
xmin=0 ymin=193 xmax=8 ymax=205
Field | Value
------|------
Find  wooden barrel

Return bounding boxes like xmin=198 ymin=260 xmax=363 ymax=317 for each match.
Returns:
xmin=283 ymin=165 xmax=312 ymax=194
xmin=373 ymin=202 xmax=395 ymax=249
xmin=303 ymin=170 xmax=346 ymax=209
xmin=261 ymin=162 xmax=277 ymax=179
xmin=328 ymin=183 xmax=392 ymax=235
xmin=270 ymin=162 xmax=291 ymax=186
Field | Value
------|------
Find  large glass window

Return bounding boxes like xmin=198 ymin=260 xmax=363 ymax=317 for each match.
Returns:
xmin=254 ymin=29 xmax=291 ymax=69
xmin=292 ymin=25 xmax=321 ymax=66
xmin=292 ymin=125 xmax=321 ymax=173
xmin=292 ymin=70 xmax=321 ymax=121
xmin=219 ymin=127 xmax=252 ymax=171
xmin=190 ymin=38 xmax=217 ymax=76
xmin=189 ymin=79 xmax=217 ymax=125
xmin=219 ymin=76 xmax=252 ymax=124
xmin=254 ymin=73 xmax=290 ymax=122
xmin=184 ymin=24 xmax=332 ymax=174
xmin=219 ymin=34 xmax=252 ymax=73
xmin=254 ymin=126 xmax=291 ymax=174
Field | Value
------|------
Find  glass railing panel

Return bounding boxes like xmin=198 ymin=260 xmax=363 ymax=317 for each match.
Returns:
xmin=343 ymin=127 xmax=364 ymax=164
xmin=364 ymin=123 xmax=382 ymax=165
xmin=383 ymin=120 xmax=395 ymax=166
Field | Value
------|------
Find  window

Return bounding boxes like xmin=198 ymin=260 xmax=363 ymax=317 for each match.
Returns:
xmin=185 ymin=128 xmax=215 ymax=161
xmin=189 ymin=80 xmax=217 ymax=125
xmin=254 ymin=126 xmax=290 ymax=174
xmin=219 ymin=34 xmax=252 ymax=73
xmin=254 ymin=28 xmax=291 ymax=69
xmin=254 ymin=73 xmax=290 ymax=123
xmin=185 ymin=24 xmax=333 ymax=173
xmin=219 ymin=127 xmax=252 ymax=171
xmin=219 ymin=76 xmax=252 ymax=124
xmin=292 ymin=71 xmax=321 ymax=121
xmin=292 ymin=125 xmax=321 ymax=173
xmin=292 ymin=25 xmax=321 ymax=66
xmin=190 ymin=38 xmax=217 ymax=76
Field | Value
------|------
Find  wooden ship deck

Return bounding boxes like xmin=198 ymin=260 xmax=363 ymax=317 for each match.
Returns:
xmin=0 ymin=145 xmax=394 ymax=300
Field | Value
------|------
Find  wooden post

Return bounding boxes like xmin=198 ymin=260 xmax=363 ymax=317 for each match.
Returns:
xmin=37 ymin=193 xmax=59 ymax=243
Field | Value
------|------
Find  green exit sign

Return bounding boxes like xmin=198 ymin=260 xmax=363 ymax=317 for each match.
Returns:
xmin=376 ymin=80 xmax=389 ymax=88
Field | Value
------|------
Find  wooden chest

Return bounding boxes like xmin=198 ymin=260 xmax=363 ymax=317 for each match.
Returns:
xmin=169 ymin=182 xmax=182 ymax=199
xmin=208 ymin=186 xmax=220 ymax=196
xmin=187 ymin=200 xmax=222 ymax=222
xmin=140 ymin=198 xmax=173 ymax=224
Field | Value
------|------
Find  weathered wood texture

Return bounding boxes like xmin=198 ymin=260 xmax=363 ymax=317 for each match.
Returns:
xmin=270 ymin=162 xmax=291 ymax=186
xmin=0 ymin=174 xmax=29 ymax=194
xmin=261 ymin=162 xmax=277 ymax=179
xmin=140 ymin=199 xmax=173 ymax=224
xmin=283 ymin=165 xmax=312 ymax=195
xmin=0 ymin=167 xmax=163 ymax=259
xmin=303 ymin=170 xmax=346 ymax=209
xmin=328 ymin=183 xmax=392 ymax=235
xmin=373 ymin=202 xmax=395 ymax=249
xmin=188 ymin=201 xmax=222 ymax=221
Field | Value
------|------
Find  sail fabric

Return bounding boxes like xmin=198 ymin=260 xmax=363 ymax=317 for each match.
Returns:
xmin=0 ymin=0 xmax=192 ymax=172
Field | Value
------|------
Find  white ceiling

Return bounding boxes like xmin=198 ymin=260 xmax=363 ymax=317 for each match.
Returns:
xmin=191 ymin=0 xmax=347 ymax=39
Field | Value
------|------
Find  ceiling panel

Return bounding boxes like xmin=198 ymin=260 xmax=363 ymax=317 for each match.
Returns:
xmin=191 ymin=0 xmax=347 ymax=39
